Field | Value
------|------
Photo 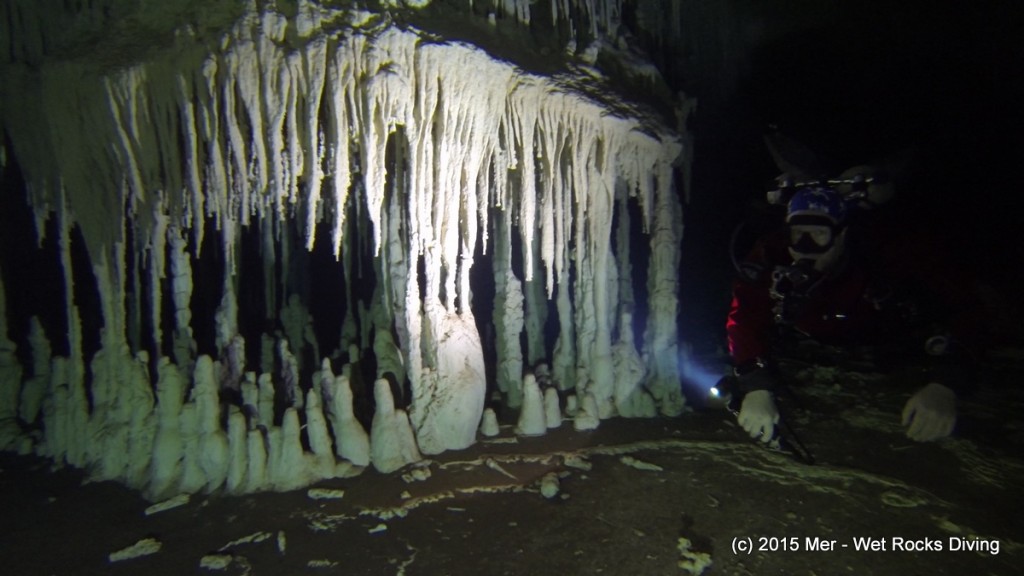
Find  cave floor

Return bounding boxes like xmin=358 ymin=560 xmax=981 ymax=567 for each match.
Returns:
xmin=2 ymin=353 xmax=1023 ymax=576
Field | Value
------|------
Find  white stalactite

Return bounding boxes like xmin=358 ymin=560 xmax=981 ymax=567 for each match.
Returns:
xmin=490 ymin=0 xmax=626 ymax=42
xmin=177 ymin=73 xmax=205 ymax=251
xmin=261 ymin=220 xmax=277 ymax=320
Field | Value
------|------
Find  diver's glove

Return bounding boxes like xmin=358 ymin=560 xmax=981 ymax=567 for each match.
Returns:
xmin=901 ymin=382 xmax=956 ymax=442
xmin=738 ymin=390 xmax=780 ymax=442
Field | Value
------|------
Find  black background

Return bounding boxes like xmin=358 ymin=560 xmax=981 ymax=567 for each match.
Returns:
xmin=678 ymin=0 xmax=1024 ymax=349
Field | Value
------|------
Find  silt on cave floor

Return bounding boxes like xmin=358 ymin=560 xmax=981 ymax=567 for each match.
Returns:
xmin=2 ymin=354 xmax=1022 ymax=576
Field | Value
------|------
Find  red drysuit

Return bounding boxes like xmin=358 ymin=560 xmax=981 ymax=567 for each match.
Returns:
xmin=725 ymin=219 xmax=986 ymax=391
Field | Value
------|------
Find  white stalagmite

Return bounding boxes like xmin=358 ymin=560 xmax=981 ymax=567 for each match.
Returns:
xmin=613 ymin=309 xmax=656 ymax=418
xmin=225 ymin=406 xmax=248 ymax=494
xmin=273 ymin=408 xmax=309 ymax=491
xmin=221 ymin=335 xmax=246 ymax=395
xmin=265 ymin=426 xmax=286 ymax=490
xmin=395 ymin=408 xmax=422 ymax=469
xmin=479 ymin=408 xmax=500 ymax=437
xmin=574 ymin=392 xmax=601 ymax=431
xmin=241 ymin=374 xmax=258 ymax=417
xmin=312 ymin=358 xmax=333 ymax=398
xmin=257 ymin=373 xmax=275 ymax=428
xmin=40 ymin=358 xmax=66 ymax=462
xmin=304 ymin=389 xmax=336 ymax=479
xmin=370 ymin=378 xmax=421 ymax=473
xmin=411 ymin=313 xmax=487 ymax=454
xmin=85 ymin=340 xmax=124 ymax=479
xmin=18 ymin=317 xmax=50 ymax=425
xmin=87 ymin=340 xmax=154 ymax=487
xmin=193 ymin=356 xmax=229 ymax=493
xmin=544 ymin=387 xmax=563 ymax=428
xmin=277 ymin=339 xmax=302 ymax=409
xmin=85 ymin=244 xmax=145 ymax=485
xmin=325 ymin=372 xmax=370 ymax=467
xmin=245 ymin=427 xmax=269 ymax=493
xmin=0 ymin=0 xmax=687 ymax=497
xmin=178 ymin=404 xmax=205 ymax=494
xmin=149 ymin=358 xmax=186 ymax=501
xmin=125 ymin=352 xmax=157 ymax=489
xmin=516 ymin=374 xmax=546 ymax=436
xmin=565 ymin=393 xmax=579 ymax=416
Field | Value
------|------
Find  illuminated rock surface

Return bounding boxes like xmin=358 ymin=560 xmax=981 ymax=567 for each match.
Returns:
xmin=0 ymin=0 xmax=686 ymax=497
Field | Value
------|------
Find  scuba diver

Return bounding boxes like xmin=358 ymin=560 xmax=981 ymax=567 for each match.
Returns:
xmin=722 ymin=160 xmax=986 ymax=447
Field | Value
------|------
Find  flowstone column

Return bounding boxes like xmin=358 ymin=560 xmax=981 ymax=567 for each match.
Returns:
xmin=585 ymin=174 xmax=616 ymax=419
xmin=644 ymin=162 xmax=685 ymax=416
xmin=551 ymin=243 xmax=576 ymax=392
xmin=411 ymin=242 xmax=487 ymax=454
xmin=169 ymin=225 xmax=196 ymax=368
xmin=522 ymin=262 xmax=548 ymax=367
xmin=87 ymin=248 xmax=156 ymax=489
xmin=493 ymin=209 xmax=524 ymax=408
xmin=22 ymin=322 xmax=53 ymax=431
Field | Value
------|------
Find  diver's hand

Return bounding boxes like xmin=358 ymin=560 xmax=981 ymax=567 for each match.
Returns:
xmin=901 ymin=382 xmax=956 ymax=442
xmin=739 ymin=390 xmax=779 ymax=442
